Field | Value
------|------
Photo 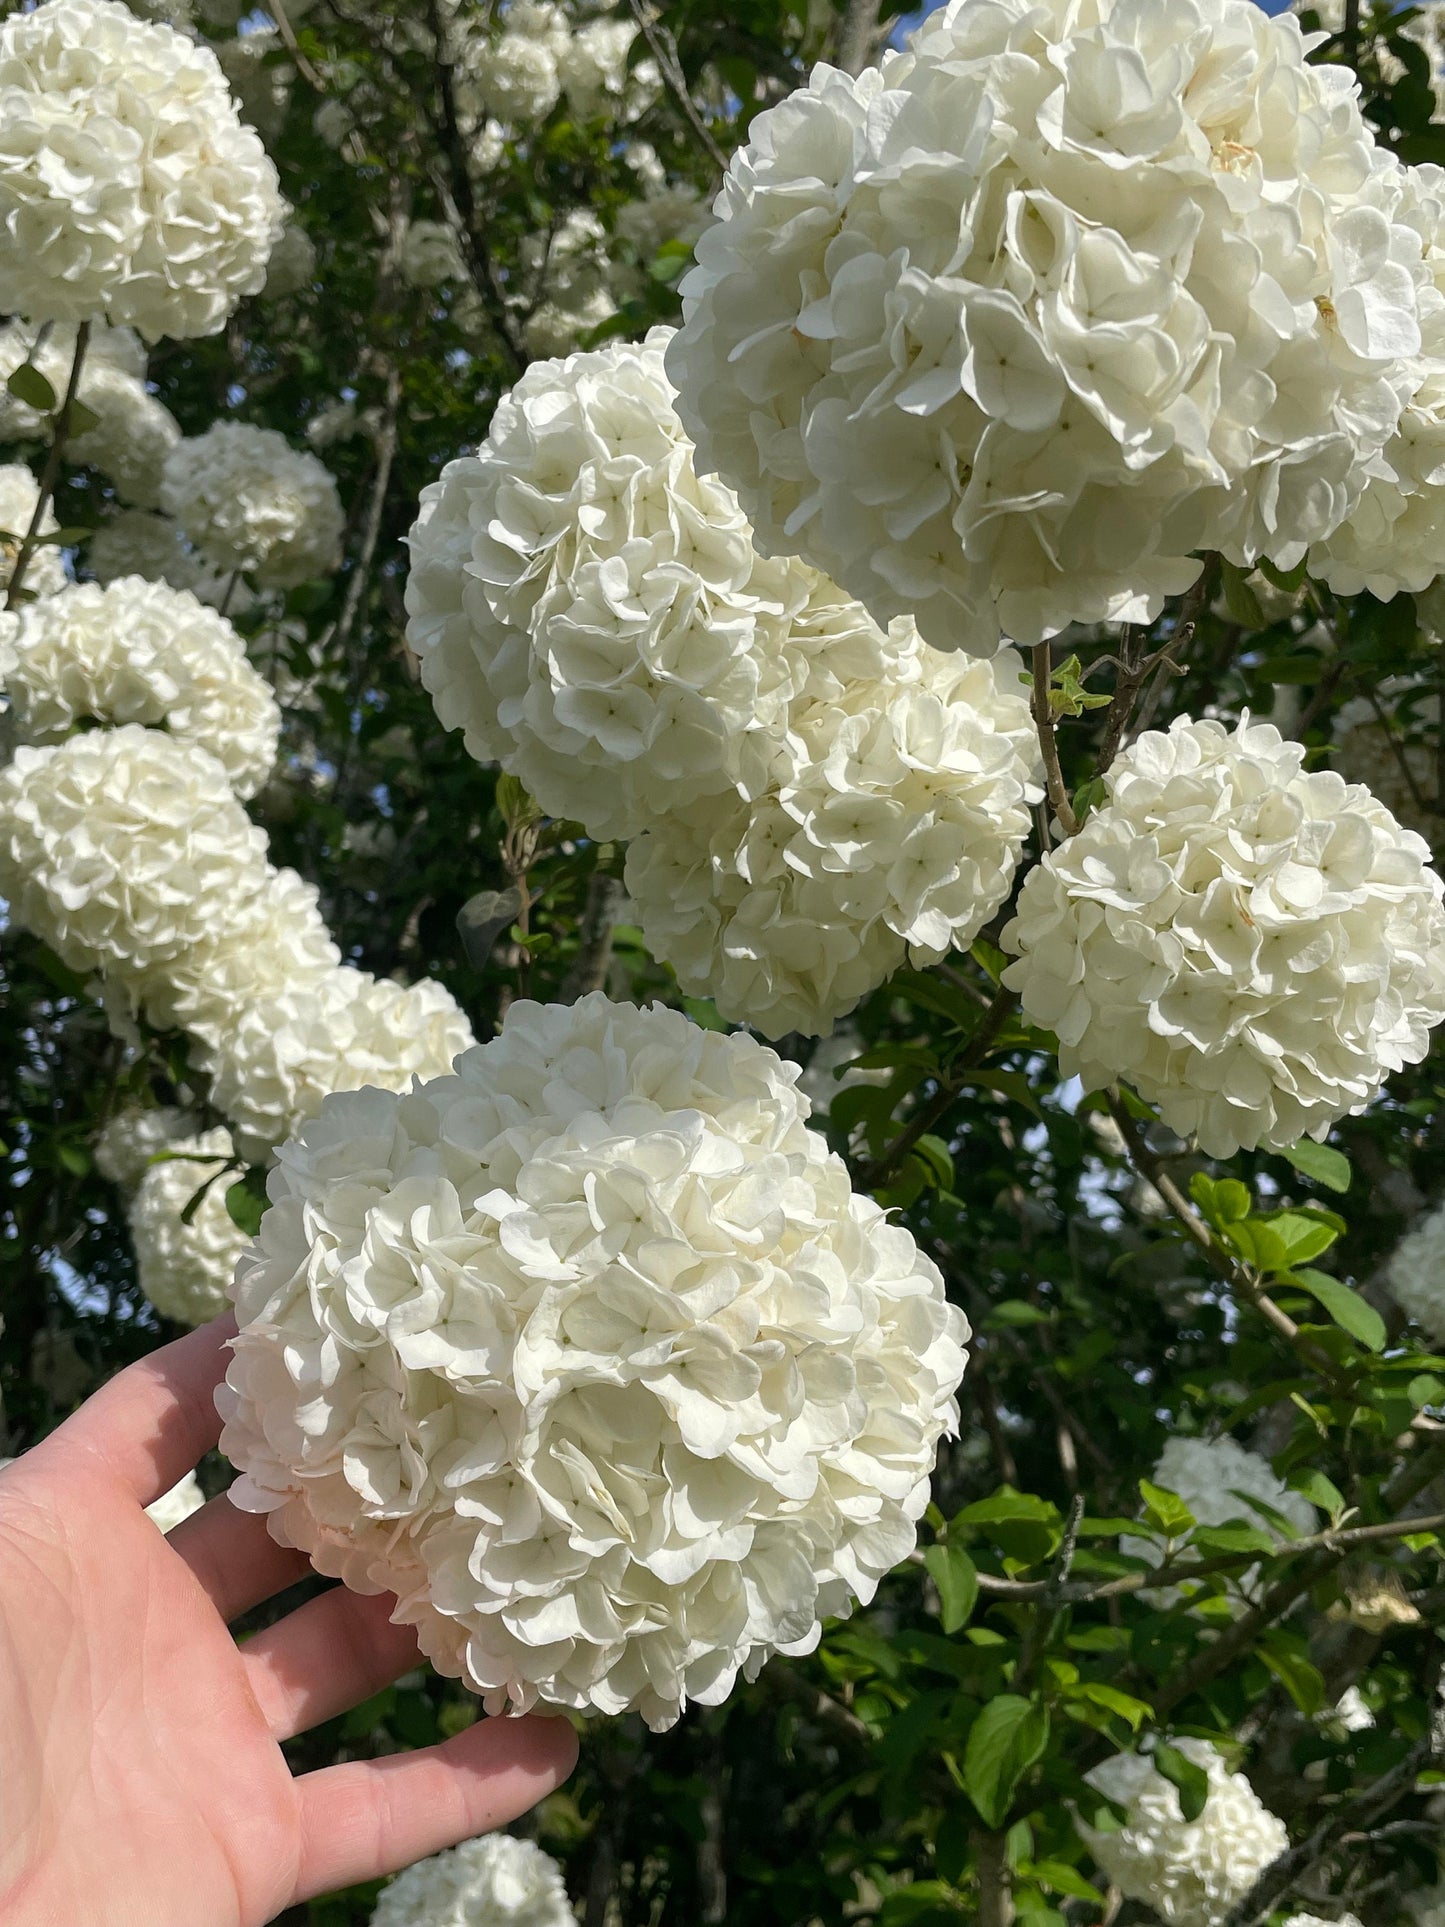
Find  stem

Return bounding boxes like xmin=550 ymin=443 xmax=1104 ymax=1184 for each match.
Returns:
xmin=1343 ymin=0 xmax=1362 ymax=70
xmin=560 ymin=871 xmax=625 ymax=1003
xmin=759 ymin=1660 xmax=872 ymax=1746
xmin=1103 ymin=1091 xmax=1351 ymax=1389
xmin=834 ymin=0 xmax=889 ymax=75
xmin=1095 ymin=557 xmax=1217 ymax=779
xmin=332 ymin=361 xmax=401 ymax=670
xmin=855 ymin=985 xmax=1018 ymax=1189
xmin=1030 ymin=642 xmax=1079 ymax=836
xmin=626 ymin=0 xmax=729 ymax=172
xmin=974 ymin=1829 xmax=1016 ymax=1927
xmin=6 ymin=321 xmax=89 ymax=609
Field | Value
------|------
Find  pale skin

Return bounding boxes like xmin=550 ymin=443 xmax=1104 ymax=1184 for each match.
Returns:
xmin=0 ymin=1315 xmax=579 ymax=1927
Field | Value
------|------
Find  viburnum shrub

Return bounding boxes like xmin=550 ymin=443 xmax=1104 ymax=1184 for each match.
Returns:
xmin=5 ymin=0 xmax=1445 ymax=1920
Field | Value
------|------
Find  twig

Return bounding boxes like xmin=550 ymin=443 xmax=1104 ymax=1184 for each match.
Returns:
xmin=855 ymin=986 xmax=1018 ymax=1189
xmin=1103 ymin=1090 xmax=1351 ymax=1389
xmin=1030 ymin=642 xmax=1079 ymax=836
xmin=330 ymin=361 xmax=402 ymax=670
xmin=560 ymin=872 xmax=625 ymax=1003
xmin=1095 ymin=557 xmax=1218 ymax=779
xmin=1343 ymin=0 xmax=1362 ymax=69
xmin=968 ymin=1511 xmax=1445 ymax=1605
xmin=6 ymin=321 xmax=89 ymax=609
xmin=626 ymin=0 xmax=729 ymax=172
xmin=759 ymin=1659 xmax=872 ymax=1747
xmin=424 ymin=0 xmax=527 ymax=371
xmin=834 ymin=0 xmax=890 ymax=75
xmin=1225 ymin=1724 xmax=1441 ymax=1925
xmin=267 ymin=0 xmax=327 ymax=90
xmin=1015 ymin=1495 xmax=1085 ymax=1688
xmin=974 ymin=1827 xmax=1016 ymax=1927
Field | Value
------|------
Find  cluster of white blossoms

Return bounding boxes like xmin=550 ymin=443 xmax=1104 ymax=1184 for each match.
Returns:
xmin=0 ymin=727 xmax=269 ymax=983
xmin=0 ymin=323 xmax=180 ymax=509
xmin=262 ymin=222 xmax=317 ymax=301
xmin=0 ymin=578 xmax=280 ymax=797
xmin=669 ymin=0 xmax=1442 ymax=649
xmin=85 ymin=509 xmax=236 ymax=608
xmin=1310 ymin=163 xmax=1445 ymax=599
xmin=371 ymin=1834 xmax=573 ymax=1927
xmin=0 ymin=462 xmax=66 ymax=598
xmin=1386 ymin=1200 xmax=1445 ymax=1344
xmin=160 ymin=423 xmax=345 ymax=587
xmin=519 ymin=210 xmax=620 ymax=359
xmin=407 ymin=332 xmax=1040 ymax=1032
xmin=627 ymin=639 xmax=1040 ymax=1037
xmin=1079 ymin=1740 xmax=1289 ymax=1927
xmin=221 ymin=994 xmax=969 ymax=1731
xmin=93 ymin=1102 xmax=195 ymax=1189
xmin=1408 ymin=1890 xmax=1445 ymax=1927
xmin=461 ymin=0 xmax=655 ymax=130
xmin=1285 ymin=1915 xmax=1363 ymax=1927
xmin=1002 ymin=716 xmax=1445 ymax=1156
xmin=145 ymin=1470 xmax=206 ymax=1533
xmin=128 ymin=1125 xmax=250 ymax=1325
xmin=0 ymin=0 xmax=284 ymax=339
xmin=1121 ymin=1435 xmax=1318 ymax=1602
xmin=398 ymin=218 xmax=466 ymax=290
xmin=199 ymin=967 xmax=477 ymax=1163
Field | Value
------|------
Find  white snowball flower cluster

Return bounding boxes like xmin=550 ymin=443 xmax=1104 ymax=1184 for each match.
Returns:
xmin=1310 ymin=163 xmax=1445 ymax=599
xmin=94 ymin=1103 xmax=196 ymax=1189
xmin=669 ymin=0 xmax=1435 ymax=649
xmin=1407 ymin=1890 xmax=1445 ymax=1927
xmin=137 ymin=863 xmax=339 ymax=1037
xmin=0 ymin=726 xmax=268 ymax=982
xmin=128 ymin=1124 xmax=249 ymax=1325
xmin=86 ymin=509 xmax=236 ymax=607
xmin=557 ymin=11 xmax=657 ymax=122
xmin=1285 ymin=1915 xmax=1362 ymax=1927
xmin=399 ymin=218 xmax=466 ymax=289
xmin=262 ymin=223 xmax=317 ymax=300
xmin=0 ymin=578 xmax=280 ymax=797
xmin=145 ymin=1470 xmax=206 ymax=1532
xmin=0 ymin=462 xmax=66 ymax=598
xmin=0 ymin=0 xmax=285 ymax=339
xmin=216 ymin=27 xmax=293 ymax=145
xmin=407 ymin=332 xmax=888 ymax=839
xmin=160 ymin=423 xmax=344 ymax=587
xmin=0 ymin=324 xmax=180 ymax=508
xmin=371 ymin=1834 xmax=573 ymax=1927
xmin=198 ymin=966 xmax=476 ymax=1161
xmin=1318 ymin=1684 xmax=1374 ymax=1739
xmin=221 ymin=994 xmax=969 ymax=1730
xmin=627 ymin=639 xmax=1041 ymax=1037
xmin=1002 ymin=715 xmax=1445 ymax=1156
xmin=1079 ymin=1740 xmax=1289 ymax=1927
xmin=1121 ymin=1435 xmax=1318 ymax=1602
xmin=1386 ymin=1200 xmax=1445 ymax=1344
xmin=465 ymin=1 xmax=568 ymax=124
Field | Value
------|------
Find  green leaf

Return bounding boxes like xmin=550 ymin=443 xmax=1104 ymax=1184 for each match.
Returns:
xmin=65 ymin=397 xmax=100 ymax=437
xmin=911 ymin=1133 xmax=955 ymax=1193
xmin=1290 ymin=1468 xmax=1345 ymax=1520
xmin=1065 ymin=1682 xmax=1151 ymax=1732
xmin=7 ymin=362 xmax=56 ymax=410
xmin=1261 ymin=1211 xmax=1339 ymax=1269
xmin=963 ymin=1695 xmax=1050 ymax=1829
xmin=225 ymin=1168 xmax=269 ymax=1237
xmin=1220 ymin=560 xmax=1266 ymax=626
xmin=924 ymin=1542 xmax=979 ymax=1634
xmin=1287 ymin=1268 xmax=1387 ymax=1353
xmin=1152 ymin=1742 xmax=1210 ymax=1823
xmin=1188 ymin=1523 xmax=1277 ymax=1555
xmin=1279 ymin=1140 xmax=1352 ymax=1193
xmin=1139 ymin=1479 xmax=1196 ymax=1538
xmin=1259 ymin=1641 xmax=1327 ymax=1716
xmin=56 ymin=1141 xmax=91 ymax=1177
xmin=1027 ymin=1861 xmax=1104 ymax=1903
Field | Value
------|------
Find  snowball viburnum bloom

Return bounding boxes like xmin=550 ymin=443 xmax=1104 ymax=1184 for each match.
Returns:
xmin=0 ymin=462 xmax=66 ymax=598
xmin=627 ymin=639 xmax=1041 ymax=1037
xmin=220 ymin=994 xmax=969 ymax=1731
xmin=370 ymin=1833 xmax=573 ymax=1927
xmin=197 ymin=963 xmax=476 ymax=1161
xmin=406 ymin=330 xmax=940 ymax=841
xmin=669 ymin=0 xmax=1431 ymax=647
xmin=0 ymin=322 xmax=180 ymax=509
xmin=160 ymin=422 xmax=345 ymax=587
xmin=0 ymin=725 xmax=269 ymax=982
xmin=398 ymin=218 xmax=465 ymax=288
xmin=0 ymin=0 xmax=285 ymax=338
xmin=1386 ymin=1200 xmax=1445 ymax=1345
xmin=1002 ymin=715 xmax=1445 ymax=1156
xmin=1120 ymin=1435 xmax=1318 ymax=1601
xmin=128 ymin=1126 xmax=248 ymax=1326
xmin=0 ymin=577 xmax=280 ymax=797
xmin=1079 ymin=1740 xmax=1289 ymax=1927
xmin=1310 ymin=162 xmax=1445 ymax=600
xmin=93 ymin=1103 xmax=197 ymax=1189
xmin=85 ymin=509 xmax=236 ymax=608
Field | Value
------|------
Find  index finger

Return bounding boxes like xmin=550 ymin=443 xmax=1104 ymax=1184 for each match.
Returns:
xmin=44 ymin=1313 xmax=236 ymax=1507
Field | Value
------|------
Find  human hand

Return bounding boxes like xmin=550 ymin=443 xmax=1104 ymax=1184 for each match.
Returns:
xmin=0 ymin=1315 xmax=578 ymax=1927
